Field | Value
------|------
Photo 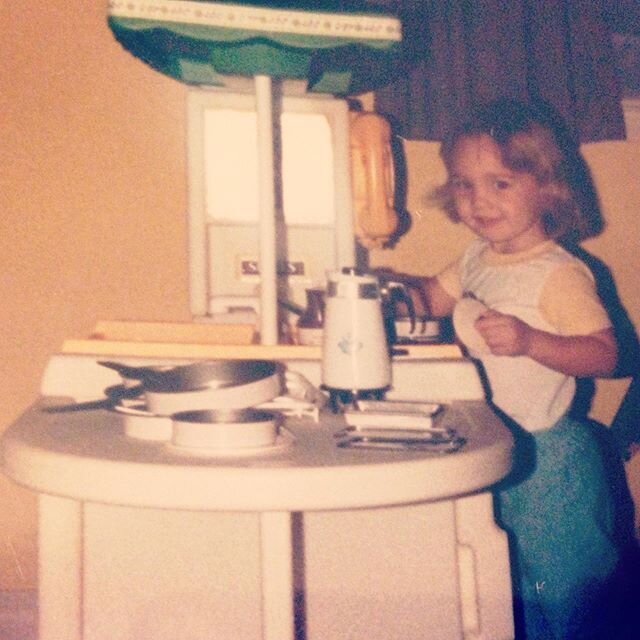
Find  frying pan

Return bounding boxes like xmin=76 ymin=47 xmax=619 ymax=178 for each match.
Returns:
xmin=98 ymin=359 xmax=278 ymax=392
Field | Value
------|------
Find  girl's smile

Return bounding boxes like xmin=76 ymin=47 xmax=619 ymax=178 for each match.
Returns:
xmin=448 ymin=134 xmax=549 ymax=253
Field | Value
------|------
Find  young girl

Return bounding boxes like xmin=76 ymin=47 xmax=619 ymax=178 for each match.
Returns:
xmin=393 ymin=99 xmax=634 ymax=638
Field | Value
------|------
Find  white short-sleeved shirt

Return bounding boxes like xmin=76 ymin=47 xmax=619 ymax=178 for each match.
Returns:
xmin=437 ymin=239 xmax=611 ymax=431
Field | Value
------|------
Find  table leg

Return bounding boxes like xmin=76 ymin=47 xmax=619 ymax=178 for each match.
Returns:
xmin=38 ymin=495 xmax=83 ymax=640
xmin=259 ymin=511 xmax=294 ymax=640
xmin=455 ymin=492 xmax=514 ymax=639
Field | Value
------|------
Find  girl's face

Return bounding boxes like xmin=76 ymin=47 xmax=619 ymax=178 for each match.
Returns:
xmin=448 ymin=134 xmax=549 ymax=253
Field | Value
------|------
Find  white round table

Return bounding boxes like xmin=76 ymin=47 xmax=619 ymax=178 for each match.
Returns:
xmin=2 ymin=399 xmax=513 ymax=640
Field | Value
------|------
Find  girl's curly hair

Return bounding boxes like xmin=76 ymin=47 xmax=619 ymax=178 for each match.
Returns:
xmin=432 ymin=98 xmax=603 ymax=244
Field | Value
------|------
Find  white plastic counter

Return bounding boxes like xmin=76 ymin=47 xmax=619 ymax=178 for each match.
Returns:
xmin=1 ymin=355 xmax=515 ymax=640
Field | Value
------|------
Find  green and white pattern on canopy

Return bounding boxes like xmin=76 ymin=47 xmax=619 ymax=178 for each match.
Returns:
xmin=107 ymin=0 xmax=402 ymax=94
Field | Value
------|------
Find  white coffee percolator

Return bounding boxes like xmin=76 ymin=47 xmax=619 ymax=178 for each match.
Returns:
xmin=321 ymin=268 xmax=391 ymax=402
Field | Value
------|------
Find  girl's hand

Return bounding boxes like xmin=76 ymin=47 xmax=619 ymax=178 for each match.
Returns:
xmin=472 ymin=309 xmax=617 ymax=377
xmin=474 ymin=309 xmax=533 ymax=356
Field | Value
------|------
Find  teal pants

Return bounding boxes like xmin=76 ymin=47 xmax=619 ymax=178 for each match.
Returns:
xmin=495 ymin=415 xmax=624 ymax=639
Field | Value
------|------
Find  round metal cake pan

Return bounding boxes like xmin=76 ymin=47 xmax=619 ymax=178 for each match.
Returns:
xmin=171 ymin=408 xmax=279 ymax=449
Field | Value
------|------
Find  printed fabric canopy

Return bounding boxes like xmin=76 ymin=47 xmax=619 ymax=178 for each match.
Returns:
xmin=107 ymin=0 xmax=402 ymax=95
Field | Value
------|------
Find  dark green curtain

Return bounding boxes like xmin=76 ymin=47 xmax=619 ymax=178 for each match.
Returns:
xmin=374 ymin=0 xmax=640 ymax=142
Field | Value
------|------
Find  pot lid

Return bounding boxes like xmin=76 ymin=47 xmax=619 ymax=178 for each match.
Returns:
xmin=107 ymin=0 xmax=402 ymax=95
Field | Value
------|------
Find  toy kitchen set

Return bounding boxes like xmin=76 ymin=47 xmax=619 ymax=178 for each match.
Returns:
xmin=1 ymin=2 xmax=515 ymax=640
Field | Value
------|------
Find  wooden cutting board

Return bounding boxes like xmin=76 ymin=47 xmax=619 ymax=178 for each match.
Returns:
xmin=61 ymin=320 xmax=462 ymax=360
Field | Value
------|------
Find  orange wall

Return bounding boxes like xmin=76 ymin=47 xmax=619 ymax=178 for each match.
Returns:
xmin=2 ymin=3 xmax=639 ymax=590
xmin=0 ymin=3 xmax=192 ymax=588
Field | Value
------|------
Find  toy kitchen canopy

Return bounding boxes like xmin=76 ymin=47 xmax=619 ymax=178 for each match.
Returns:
xmin=107 ymin=1 xmax=403 ymax=345
xmin=107 ymin=0 xmax=402 ymax=94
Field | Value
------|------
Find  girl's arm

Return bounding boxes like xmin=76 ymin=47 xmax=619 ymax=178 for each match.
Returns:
xmin=422 ymin=277 xmax=458 ymax=318
xmin=475 ymin=311 xmax=618 ymax=377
